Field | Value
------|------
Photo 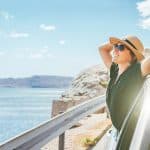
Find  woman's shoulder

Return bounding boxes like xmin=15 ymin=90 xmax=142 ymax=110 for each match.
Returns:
xmin=131 ymin=61 xmax=146 ymax=81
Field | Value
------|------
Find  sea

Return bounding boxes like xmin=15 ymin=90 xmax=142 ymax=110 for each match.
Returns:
xmin=0 ymin=87 xmax=66 ymax=144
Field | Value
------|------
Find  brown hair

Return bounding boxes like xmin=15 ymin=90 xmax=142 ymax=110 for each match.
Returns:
xmin=129 ymin=49 xmax=137 ymax=64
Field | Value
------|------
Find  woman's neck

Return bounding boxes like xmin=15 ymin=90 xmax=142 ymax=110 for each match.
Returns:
xmin=118 ymin=63 xmax=131 ymax=76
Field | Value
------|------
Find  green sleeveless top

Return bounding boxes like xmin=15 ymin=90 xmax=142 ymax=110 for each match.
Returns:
xmin=106 ymin=61 xmax=146 ymax=131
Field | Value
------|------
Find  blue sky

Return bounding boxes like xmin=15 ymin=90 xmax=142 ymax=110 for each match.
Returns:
xmin=0 ymin=0 xmax=150 ymax=78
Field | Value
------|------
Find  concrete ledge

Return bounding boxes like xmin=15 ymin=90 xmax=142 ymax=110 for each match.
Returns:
xmin=51 ymin=99 xmax=106 ymax=117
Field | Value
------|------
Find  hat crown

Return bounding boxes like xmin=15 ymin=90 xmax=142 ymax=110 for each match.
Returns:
xmin=124 ymin=36 xmax=144 ymax=53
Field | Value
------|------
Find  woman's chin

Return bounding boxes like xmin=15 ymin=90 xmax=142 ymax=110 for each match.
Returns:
xmin=112 ymin=58 xmax=118 ymax=63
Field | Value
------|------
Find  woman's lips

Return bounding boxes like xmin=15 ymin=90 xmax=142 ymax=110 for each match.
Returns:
xmin=112 ymin=55 xmax=119 ymax=58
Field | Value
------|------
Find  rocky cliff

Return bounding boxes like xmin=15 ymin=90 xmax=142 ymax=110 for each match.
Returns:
xmin=59 ymin=65 xmax=109 ymax=102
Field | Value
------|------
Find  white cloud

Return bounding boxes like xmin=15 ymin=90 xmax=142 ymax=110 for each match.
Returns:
xmin=9 ymin=32 xmax=29 ymax=38
xmin=29 ymin=52 xmax=55 ymax=59
xmin=137 ymin=0 xmax=150 ymax=17
xmin=29 ymin=53 xmax=43 ymax=59
xmin=137 ymin=0 xmax=150 ymax=29
xmin=59 ymin=40 xmax=65 ymax=45
xmin=40 ymin=24 xmax=56 ymax=31
xmin=15 ymin=53 xmax=26 ymax=59
xmin=28 ymin=46 xmax=55 ymax=59
xmin=43 ymin=46 xmax=48 ymax=49
xmin=13 ymin=47 xmax=55 ymax=60
xmin=139 ymin=17 xmax=150 ymax=29
xmin=0 ymin=51 xmax=5 ymax=56
xmin=40 ymin=49 xmax=49 ymax=54
xmin=47 ymin=53 xmax=55 ymax=58
xmin=0 ymin=11 xmax=14 ymax=21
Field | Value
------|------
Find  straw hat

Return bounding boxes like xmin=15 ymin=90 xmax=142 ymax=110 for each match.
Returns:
xmin=109 ymin=35 xmax=145 ymax=61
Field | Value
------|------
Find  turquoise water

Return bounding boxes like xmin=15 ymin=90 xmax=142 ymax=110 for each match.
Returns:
xmin=0 ymin=88 xmax=65 ymax=143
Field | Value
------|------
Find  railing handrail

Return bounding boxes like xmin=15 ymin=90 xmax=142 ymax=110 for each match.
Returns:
xmin=0 ymin=94 xmax=106 ymax=150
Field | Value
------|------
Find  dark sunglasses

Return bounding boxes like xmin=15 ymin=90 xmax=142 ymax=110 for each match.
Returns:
xmin=114 ymin=44 xmax=126 ymax=51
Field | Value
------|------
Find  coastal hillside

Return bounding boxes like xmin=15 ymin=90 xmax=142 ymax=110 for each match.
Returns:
xmin=59 ymin=64 xmax=109 ymax=102
xmin=0 ymin=75 xmax=73 ymax=88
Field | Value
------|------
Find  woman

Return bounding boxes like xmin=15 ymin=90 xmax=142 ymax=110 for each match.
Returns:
xmin=98 ymin=35 xmax=150 ymax=149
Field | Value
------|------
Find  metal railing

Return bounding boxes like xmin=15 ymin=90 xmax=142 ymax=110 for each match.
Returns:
xmin=0 ymin=95 xmax=106 ymax=150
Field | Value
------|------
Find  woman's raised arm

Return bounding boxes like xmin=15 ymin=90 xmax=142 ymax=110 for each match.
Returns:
xmin=98 ymin=43 xmax=113 ymax=69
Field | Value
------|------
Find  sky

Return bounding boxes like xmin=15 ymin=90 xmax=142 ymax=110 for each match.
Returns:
xmin=0 ymin=0 xmax=150 ymax=78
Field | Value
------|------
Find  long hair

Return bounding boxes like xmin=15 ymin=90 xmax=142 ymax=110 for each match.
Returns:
xmin=129 ymin=50 xmax=138 ymax=65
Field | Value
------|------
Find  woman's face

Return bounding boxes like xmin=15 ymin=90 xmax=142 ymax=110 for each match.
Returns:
xmin=111 ymin=43 xmax=133 ymax=64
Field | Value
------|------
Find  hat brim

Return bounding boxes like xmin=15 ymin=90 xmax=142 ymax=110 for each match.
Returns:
xmin=109 ymin=37 xmax=145 ymax=61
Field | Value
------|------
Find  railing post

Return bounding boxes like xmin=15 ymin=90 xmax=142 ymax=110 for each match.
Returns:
xmin=58 ymin=111 xmax=65 ymax=150
xmin=59 ymin=132 xmax=65 ymax=150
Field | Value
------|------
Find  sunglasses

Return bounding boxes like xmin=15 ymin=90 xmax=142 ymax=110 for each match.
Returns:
xmin=114 ymin=44 xmax=126 ymax=51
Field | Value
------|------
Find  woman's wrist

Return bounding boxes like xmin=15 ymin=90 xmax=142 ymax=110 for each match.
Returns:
xmin=99 ymin=43 xmax=113 ymax=52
